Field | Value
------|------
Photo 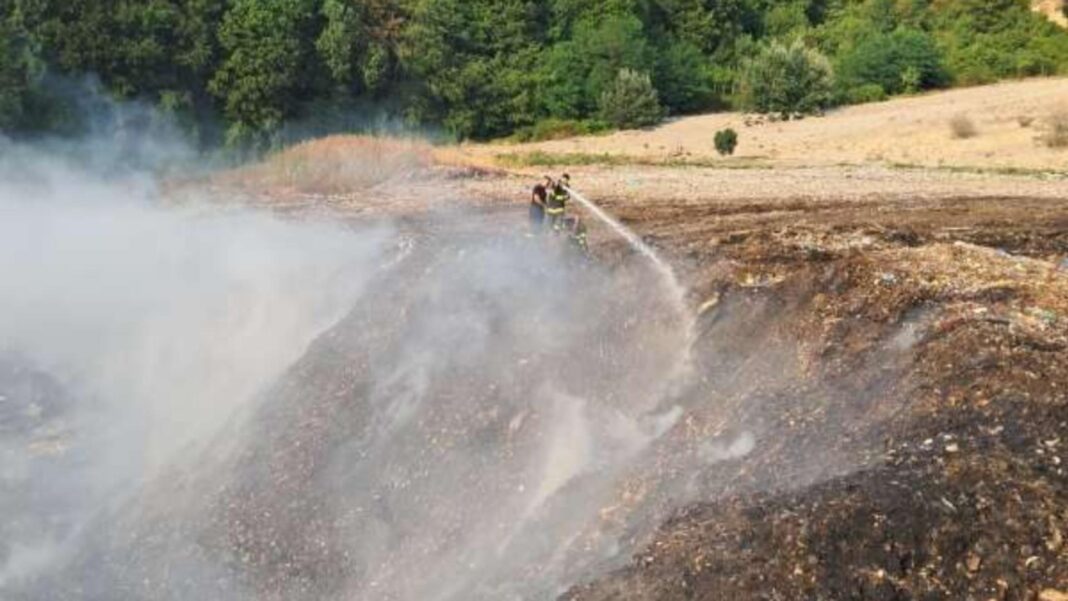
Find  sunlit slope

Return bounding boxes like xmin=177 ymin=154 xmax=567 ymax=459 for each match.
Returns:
xmin=1034 ymin=0 xmax=1068 ymax=27
xmin=466 ymin=77 xmax=1068 ymax=172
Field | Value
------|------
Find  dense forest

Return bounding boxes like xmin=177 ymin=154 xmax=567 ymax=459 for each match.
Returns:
xmin=2 ymin=0 xmax=1067 ymax=149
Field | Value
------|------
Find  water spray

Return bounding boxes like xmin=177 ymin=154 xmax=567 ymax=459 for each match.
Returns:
xmin=566 ymin=186 xmax=695 ymax=384
xmin=564 ymin=186 xmax=677 ymax=289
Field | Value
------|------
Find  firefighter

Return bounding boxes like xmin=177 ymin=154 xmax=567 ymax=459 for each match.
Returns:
xmin=558 ymin=173 xmax=573 ymax=208
xmin=530 ymin=177 xmax=549 ymax=232
xmin=546 ymin=179 xmax=568 ymax=231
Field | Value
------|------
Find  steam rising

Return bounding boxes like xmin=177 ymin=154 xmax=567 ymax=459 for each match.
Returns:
xmin=0 ymin=143 xmax=393 ymax=594
xmin=0 ymin=134 xmax=695 ymax=600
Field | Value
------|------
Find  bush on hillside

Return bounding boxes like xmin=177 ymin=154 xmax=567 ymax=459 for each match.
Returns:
xmin=949 ymin=113 xmax=978 ymax=139
xmin=598 ymin=68 xmax=665 ymax=129
xmin=844 ymin=83 xmax=888 ymax=104
xmin=511 ymin=118 xmax=610 ymax=142
xmin=714 ymin=128 xmax=738 ymax=156
xmin=836 ymin=28 xmax=948 ymax=97
xmin=1039 ymin=109 xmax=1068 ymax=148
xmin=739 ymin=39 xmax=834 ymax=120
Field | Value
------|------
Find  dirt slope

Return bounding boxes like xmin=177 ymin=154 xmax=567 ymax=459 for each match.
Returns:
xmin=458 ymin=77 xmax=1068 ymax=172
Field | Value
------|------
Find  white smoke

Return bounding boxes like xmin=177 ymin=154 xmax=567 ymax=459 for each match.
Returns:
xmin=0 ymin=141 xmax=396 ymax=591
xmin=0 ymin=123 xmax=700 ymax=600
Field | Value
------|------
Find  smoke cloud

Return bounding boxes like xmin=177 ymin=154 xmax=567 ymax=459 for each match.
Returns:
xmin=0 ymin=113 xmax=696 ymax=600
xmin=0 ymin=136 xmax=395 ymax=595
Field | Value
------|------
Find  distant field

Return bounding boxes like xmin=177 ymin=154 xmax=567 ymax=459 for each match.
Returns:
xmin=455 ymin=77 xmax=1068 ymax=173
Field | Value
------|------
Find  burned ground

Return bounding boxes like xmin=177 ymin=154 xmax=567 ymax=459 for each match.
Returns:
xmin=202 ymin=157 xmax=1068 ymax=599
xmin=3 ymin=145 xmax=1066 ymax=601
xmin=557 ymin=185 xmax=1068 ymax=600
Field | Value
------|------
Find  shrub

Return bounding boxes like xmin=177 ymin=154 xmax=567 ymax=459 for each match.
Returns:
xmin=1038 ymin=109 xmax=1068 ymax=149
xmin=598 ymin=68 xmax=665 ymax=129
xmin=949 ymin=113 xmax=978 ymax=139
xmin=900 ymin=66 xmax=922 ymax=94
xmin=739 ymin=39 xmax=834 ymax=120
xmin=1017 ymin=115 xmax=1035 ymax=128
xmin=845 ymin=83 xmax=888 ymax=104
xmin=511 ymin=118 xmax=610 ymax=143
xmin=714 ymin=128 xmax=739 ymax=156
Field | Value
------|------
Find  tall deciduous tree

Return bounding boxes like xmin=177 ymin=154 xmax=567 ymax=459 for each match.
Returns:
xmin=210 ymin=0 xmax=323 ymax=146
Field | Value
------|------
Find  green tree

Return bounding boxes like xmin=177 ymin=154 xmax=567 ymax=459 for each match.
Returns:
xmin=932 ymin=0 xmax=1068 ymax=84
xmin=598 ymin=67 xmax=664 ymax=128
xmin=209 ymin=0 xmax=323 ymax=146
xmin=765 ymin=0 xmax=810 ymax=37
xmin=540 ymin=14 xmax=653 ymax=118
xmin=654 ymin=37 xmax=716 ymax=113
xmin=740 ymin=38 xmax=834 ymax=119
xmin=317 ymin=0 xmax=365 ymax=93
xmin=836 ymin=28 xmax=947 ymax=96
xmin=656 ymin=0 xmax=753 ymax=55
xmin=401 ymin=0 xmax=548 ymax=139
xmin=0 ymin=3 xmax=35 ymax=130
xmin=317 ymin=0 xmax=404 ymax=96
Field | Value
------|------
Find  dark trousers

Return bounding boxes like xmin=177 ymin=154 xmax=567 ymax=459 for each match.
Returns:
xmin=530 ymin=203 xmax=545 ymax=230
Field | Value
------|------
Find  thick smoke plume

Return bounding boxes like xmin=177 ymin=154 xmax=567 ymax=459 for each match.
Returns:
xmin=0 ymin=125 xmax=695 ymax=600
xmin=0 ymin=137 xmax=394 ymax=594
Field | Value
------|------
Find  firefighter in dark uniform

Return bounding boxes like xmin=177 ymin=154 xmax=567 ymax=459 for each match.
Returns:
xmin=530 ymin=177 xmax=549 ymax=231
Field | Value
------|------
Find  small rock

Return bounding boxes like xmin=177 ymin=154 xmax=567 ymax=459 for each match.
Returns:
xmin=1040 ymin=590 xmax=1068 ymax=601
xmin=965 ymin=554 xmax=981 ymax=572
xmin=1047 ymin=521 xmax=1064 ymax=552
xmin=946 ymin=443 xmax=960 ymax=454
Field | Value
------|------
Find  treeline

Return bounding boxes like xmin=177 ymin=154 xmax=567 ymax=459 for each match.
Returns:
xmin=2 ymin=0 xmax=1067 ymax=148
